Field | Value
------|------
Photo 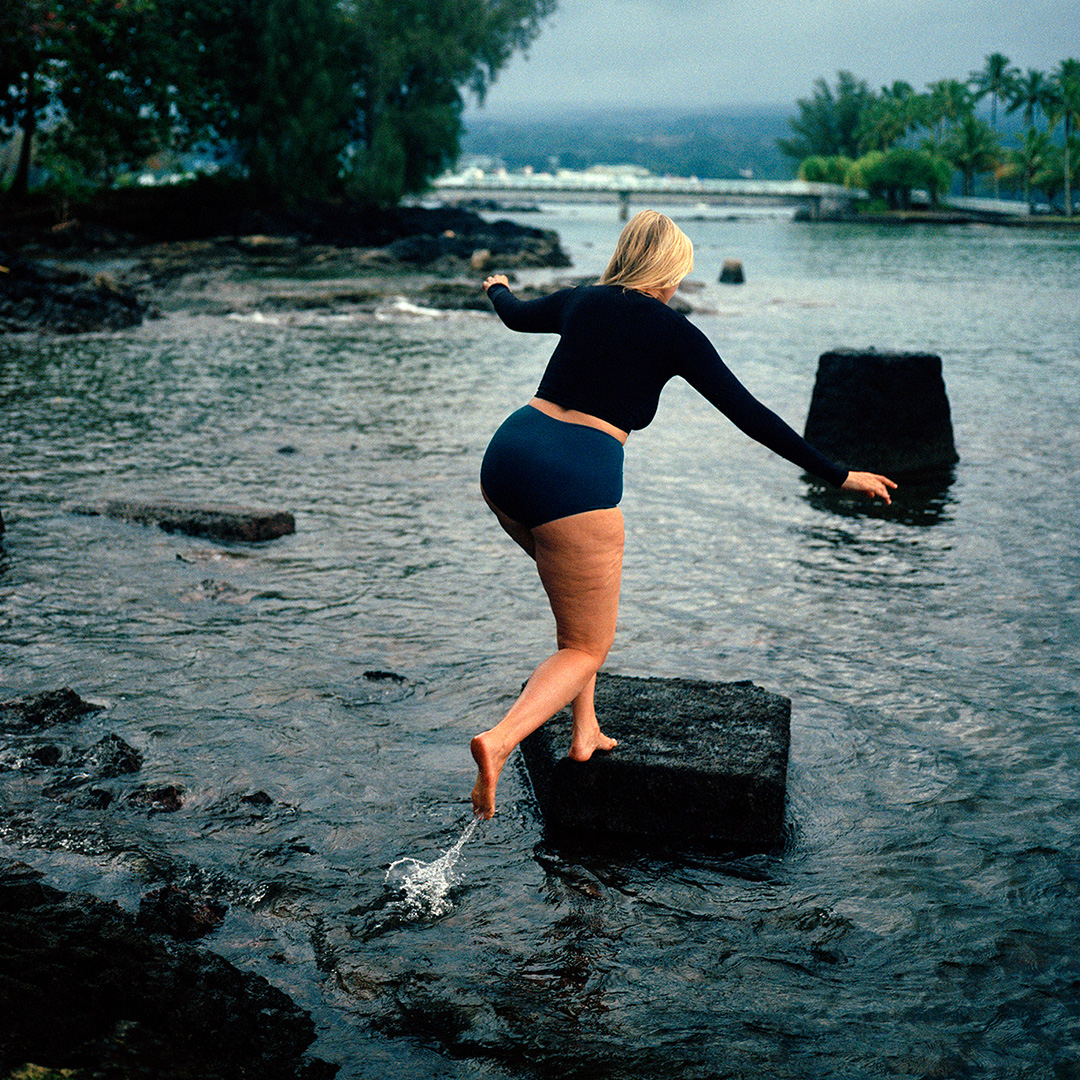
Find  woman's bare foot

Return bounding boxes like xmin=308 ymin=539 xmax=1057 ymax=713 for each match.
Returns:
xmin=470 ymin=731 xmax=508 ymax=819
xmin=568 ymin=726 xmax=618 ymax=762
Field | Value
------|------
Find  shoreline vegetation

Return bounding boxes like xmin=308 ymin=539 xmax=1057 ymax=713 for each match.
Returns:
xmin=782 ymin=59 xmax=1079 ymax=215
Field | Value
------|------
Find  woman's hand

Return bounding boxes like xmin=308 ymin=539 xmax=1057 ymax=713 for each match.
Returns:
xmin=483 ymin=274 xmax=510 ymax=293
xmin=841 ymin=471 xmax=898 ymax=504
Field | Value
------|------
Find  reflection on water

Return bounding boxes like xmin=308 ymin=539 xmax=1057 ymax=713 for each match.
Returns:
xmin=2 ymin=215 xmax=1079 ymax=1078
xmin=803 ymin=467 xmax=957 ymax=527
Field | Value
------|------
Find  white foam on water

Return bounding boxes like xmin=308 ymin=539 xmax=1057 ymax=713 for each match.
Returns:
xmin=385 ymin=815 xmax=481 ymax=919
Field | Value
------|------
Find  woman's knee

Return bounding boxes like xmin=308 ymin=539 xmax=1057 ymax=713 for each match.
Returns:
xmin=555 ymin=629 xmax=615 ymax=667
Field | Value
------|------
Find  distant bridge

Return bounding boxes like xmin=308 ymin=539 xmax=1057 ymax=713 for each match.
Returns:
xmin=433 ymin=172 xmax=865 ymax=218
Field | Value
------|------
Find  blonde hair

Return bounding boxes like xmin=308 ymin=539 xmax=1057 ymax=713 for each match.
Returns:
xmin=598 ymin=210 xmax=694 ymax=294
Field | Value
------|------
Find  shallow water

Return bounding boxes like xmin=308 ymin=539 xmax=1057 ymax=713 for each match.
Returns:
xmin=2 ymin=208 xmax=1079 ymax=1078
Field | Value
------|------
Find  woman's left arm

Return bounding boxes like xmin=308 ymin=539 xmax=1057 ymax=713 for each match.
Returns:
xmin=677 ymin=319 xmax=895 ymax=499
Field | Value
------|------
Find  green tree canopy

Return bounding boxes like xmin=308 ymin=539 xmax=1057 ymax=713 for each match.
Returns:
xmin=942 ymin=113 xmax=1001 ymax=196
xmin=1 ymin=0 xmax=556 ymax=202
xmin=339 ymin=0 xmax=555 ymax=204
xmin=1 ymin=0 xmax=183 ymax=194
xmin=797 ymin=155 xmax=855 ymax=185
xmin=777 ymin=71 xmax=877 ymax=160
xmin=851 ymin=147 xmax=952 ymax=208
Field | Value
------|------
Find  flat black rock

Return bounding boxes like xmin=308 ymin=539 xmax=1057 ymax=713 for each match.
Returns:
xmin=520 ymin=673 xmax=790 ymax=851
xmin=804 ymin=349 xmax=959 ymax=477
xmin=71 ymin=498 xmax=296 ymax=542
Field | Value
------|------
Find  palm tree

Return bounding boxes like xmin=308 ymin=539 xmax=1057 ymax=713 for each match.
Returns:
xmin=1007 ymin=69 xmax=1052 ymax=131
xmin=857 ymin=93 xmax=911 ymax=153
xmin=970 ymin=53 xmax=1018 ymax=129
xmin=1002 ymin=128 xmax=1053 ymax=211
xmin=1046 ymin=59 xmax=1080 ymax=215
xmin=970 ymin=55 xmax=1017 ymax=196
xmin=923 ymin=79 xmax=975 ymax=146
xmin=943 ymin=113 xmax=1001 ymax=196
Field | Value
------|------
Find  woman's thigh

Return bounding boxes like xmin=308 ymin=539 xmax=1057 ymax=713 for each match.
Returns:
xmin=532 ymin=507 xmax=624 ymax=657
xmin=482 ymin=485 xmax=536 ymax=559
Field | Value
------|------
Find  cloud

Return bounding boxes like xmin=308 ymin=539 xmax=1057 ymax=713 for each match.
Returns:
xmin=477 ymin=0 xmax=1080 ymax=113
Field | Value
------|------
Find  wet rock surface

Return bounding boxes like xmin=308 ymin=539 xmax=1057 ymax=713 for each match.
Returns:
xmin=0 ymin=860 xmax=333 ymax=1079
xmin=136 ymin=884 xmax=228 ymax=940
xmin=804 ymin=349 xmax=959 ymax=477
xmin=0 ymin=688 xmax=103 ymax=734
xmin=0 ymin=250 xmax=151 ymax=333
xmin=521 ymin=673 xmax=791 ymax=851
xmin=69 ymin=498 xmax=296 ymax=543
xmin=1 ymin=691 xmax=143 ymax=807
xmin=1 ymin=192 xmax=570 ymax=330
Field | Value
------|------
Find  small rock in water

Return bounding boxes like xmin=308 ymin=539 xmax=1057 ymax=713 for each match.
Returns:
xmin=719 ymin=258 xmax=745 ymax=284
xmin=126 ymin=784 xmax=185 ymax=813
xmin=0 ymin=687 xmax=103 ymax=733
xmin=75 ymin=733 xmax=143 ymax=778
xmin=69 ymin=498 xmax=296 ymax=543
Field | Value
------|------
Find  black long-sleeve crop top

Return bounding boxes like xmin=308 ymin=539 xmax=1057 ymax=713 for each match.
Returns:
xmin=487 ymin=282 xmax=848 ymax=488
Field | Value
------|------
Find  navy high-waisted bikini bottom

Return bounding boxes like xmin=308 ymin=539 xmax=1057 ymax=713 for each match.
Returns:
xmin=480 ymin=405 xmax=624 ymax=528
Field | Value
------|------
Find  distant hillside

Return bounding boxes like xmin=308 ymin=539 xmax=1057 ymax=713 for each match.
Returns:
xmin=460 ymin=106 xmax=797 ymax=180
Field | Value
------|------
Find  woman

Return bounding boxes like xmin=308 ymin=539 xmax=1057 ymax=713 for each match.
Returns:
xmin=470 ymin=210 xmax=895 ymax=819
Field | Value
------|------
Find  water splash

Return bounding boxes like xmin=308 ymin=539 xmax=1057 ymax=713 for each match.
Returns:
xmin=385 ymin=816 xmax=481 ymax=919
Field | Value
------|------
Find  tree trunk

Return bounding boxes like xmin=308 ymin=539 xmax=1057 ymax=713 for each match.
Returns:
xmin=12 ymin=70 xmax=37 ymax=198
xmin=1064 ymin=118 xmax=1073 ymax=217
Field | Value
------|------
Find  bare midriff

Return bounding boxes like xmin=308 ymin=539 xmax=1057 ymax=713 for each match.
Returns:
xmin=528 ymin=397 xmax=629 ymax=445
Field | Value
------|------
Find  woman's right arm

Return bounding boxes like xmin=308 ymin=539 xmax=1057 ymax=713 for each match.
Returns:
xmin=483 ymin=279 xmax=572 ymax=334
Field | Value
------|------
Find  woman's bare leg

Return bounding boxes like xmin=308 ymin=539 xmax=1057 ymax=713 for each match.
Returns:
xmin=482 ymin=486 xmax=536 ymax=559
xmin=568 ymin=673 xmax=618 ymax=762
xmin=482 ymin=485 xmax=610 ymax=747
xmin=471 ymin=506 xmax=624 ymax=818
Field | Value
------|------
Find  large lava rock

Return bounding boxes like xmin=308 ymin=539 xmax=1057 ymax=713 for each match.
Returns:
xmin=0 ymin=861 xmax=334 ymax=1079
xmin=520 ymin=673 xmax=790 ymax=851
xmin=803 ymin=349 xmax=958 ymax=477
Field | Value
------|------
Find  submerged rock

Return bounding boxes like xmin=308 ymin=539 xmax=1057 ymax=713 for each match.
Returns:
xmin=0 ymin=688 xmax=103 ymax=734
xmin=70 ymin=498 xmax=296 ymax=542
xmin=126 ymin=783 xmax=185 ymax=813
xmin=73 ymin=733 xmax=143 ymax=779
xmin=0 ymin=860 xmax=334 ymax=1079
xmin=520 ymin=673 xmax=790 ymax=851
xmin=137 ymin=884 xmax=228 ymax=940
xmin=804 ymin=349 xmax=959 ymax=477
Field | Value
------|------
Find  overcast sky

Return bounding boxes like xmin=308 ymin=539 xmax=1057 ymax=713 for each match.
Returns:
xmin=470 ymin=0 xmax=1080 ymax=115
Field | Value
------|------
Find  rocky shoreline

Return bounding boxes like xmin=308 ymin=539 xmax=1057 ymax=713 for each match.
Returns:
xmin=0 ymin=689 xmax=335 ymax=1080
xmin=1 ymin=193 xmax=571 ymax=334
xmin=0 ymin=860 xmax=334 ymax=1080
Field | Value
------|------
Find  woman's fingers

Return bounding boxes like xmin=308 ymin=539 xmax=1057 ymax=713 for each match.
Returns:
xmin=842 ymin=471 xmax=898 ymax=504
